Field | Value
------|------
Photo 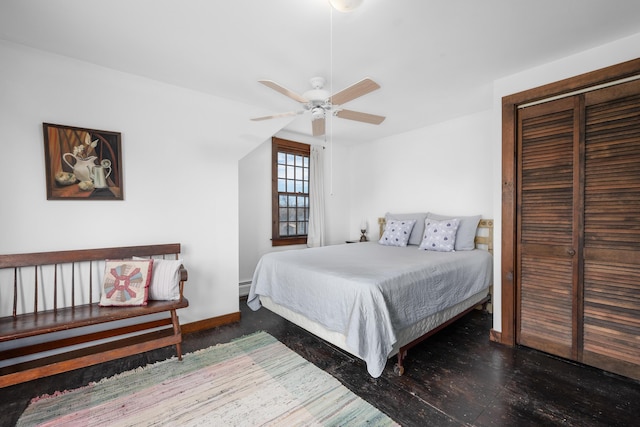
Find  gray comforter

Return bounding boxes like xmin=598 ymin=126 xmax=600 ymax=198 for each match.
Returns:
xmin=247 ymin=242 xmax=493 ymax=377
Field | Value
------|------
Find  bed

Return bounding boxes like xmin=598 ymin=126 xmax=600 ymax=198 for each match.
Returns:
xmin=247 ymin=214 xmax=493 ymax=378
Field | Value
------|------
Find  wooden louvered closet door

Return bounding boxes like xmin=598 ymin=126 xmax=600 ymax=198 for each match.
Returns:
xmin=516 ymin=78 xmax=640 ymax=379
xmin=517 ymin=97 xmax=580 ymax=360
xmin=582 ymin=79 xmax=640 ymax=377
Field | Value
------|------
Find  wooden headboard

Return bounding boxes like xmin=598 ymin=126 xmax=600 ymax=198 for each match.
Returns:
xmin=377 ymin=217 xmax=494 ymax=254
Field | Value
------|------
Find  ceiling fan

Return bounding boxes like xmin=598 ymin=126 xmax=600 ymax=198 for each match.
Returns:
xmin=251 ymin=76 xmax=385 ymax=136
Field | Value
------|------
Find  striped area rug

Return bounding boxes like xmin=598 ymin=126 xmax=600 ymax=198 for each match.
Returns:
xmin=18 ymin=332 xmax=398 ymax=426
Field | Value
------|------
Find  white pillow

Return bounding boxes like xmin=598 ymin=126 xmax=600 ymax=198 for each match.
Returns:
xmin=133 ymin=257 xmax=182 ymax=301
xmin=419 ymin=218 xmax=460 ymax=252
xmin=378 ymin=219 xmax=416 ymax=247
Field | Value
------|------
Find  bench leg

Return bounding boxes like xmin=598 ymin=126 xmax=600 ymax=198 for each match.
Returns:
xmin=170 ymin=309 xmax=183 ymax=361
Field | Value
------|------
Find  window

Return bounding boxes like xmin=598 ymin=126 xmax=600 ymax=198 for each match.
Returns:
xmin=272 ymin=137 xmax=310 ymax=246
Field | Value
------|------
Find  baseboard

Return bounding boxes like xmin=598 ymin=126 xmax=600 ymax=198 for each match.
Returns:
xmin=182 ymin=311 xmax=241 ymax=335
xmin=489 ymin=328 xmax=502 ymax=343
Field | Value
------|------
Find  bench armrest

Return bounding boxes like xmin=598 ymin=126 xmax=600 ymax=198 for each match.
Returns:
xmin=179 ymin=266 xmax=188 ymax=301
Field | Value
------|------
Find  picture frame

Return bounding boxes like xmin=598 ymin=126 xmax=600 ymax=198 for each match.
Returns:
xmin=43 ymin=123 xmax=123 ymax=200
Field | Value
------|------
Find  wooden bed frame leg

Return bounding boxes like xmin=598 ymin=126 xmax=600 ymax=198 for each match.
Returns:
xmin=481 ymin=294 xmax=492 ymax=313
xmin=394 ymin=349 xmax=407 ymax=376
xmin=171 ymin=309 xmax=183 ymax=361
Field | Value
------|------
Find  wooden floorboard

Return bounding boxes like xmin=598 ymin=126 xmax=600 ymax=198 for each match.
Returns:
xmin=1 ymin=300 xmax=639 ymax=427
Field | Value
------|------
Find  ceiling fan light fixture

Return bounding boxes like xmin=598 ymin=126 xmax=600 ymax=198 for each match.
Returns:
xmin=328 ymin=0 xmax=363 ymax=12
xmin=311 ymin=107 xmax=325 ymax=121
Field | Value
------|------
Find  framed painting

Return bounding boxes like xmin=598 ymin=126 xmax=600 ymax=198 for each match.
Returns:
xmin=43 ymin=123 xmax=123 ymax=200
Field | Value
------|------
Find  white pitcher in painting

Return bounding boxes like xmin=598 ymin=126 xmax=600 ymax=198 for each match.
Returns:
xmin=88 ymin=163 xmax=112 ymax=188
xmin=62 ymin=153 xmax=97 ymax=182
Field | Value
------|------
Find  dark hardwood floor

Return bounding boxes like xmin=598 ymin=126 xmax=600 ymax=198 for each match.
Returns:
xmin=1 ymin=301 xmax=639 ymax=426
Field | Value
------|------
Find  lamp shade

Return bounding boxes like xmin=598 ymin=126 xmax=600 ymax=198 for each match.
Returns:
xmin=328 ymin=0 xmax=363 ymax=12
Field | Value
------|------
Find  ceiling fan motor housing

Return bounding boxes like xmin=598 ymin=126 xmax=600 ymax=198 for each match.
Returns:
xmin=302 ymin=77 xmax=330 ymax=109
xmin=303 ymin=89 xmax=330 ymax=104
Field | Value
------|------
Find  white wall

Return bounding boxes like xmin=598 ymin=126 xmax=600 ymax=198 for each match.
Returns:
xmin=0 ymin=41 xmax=267 ymax=323
xmin=490 ymin=32 xmax=640 ymax=332
xmin=238 ymin=131 xmax=351 ymax=287
xmin=348 ymin=110 xmax=494 ymax=242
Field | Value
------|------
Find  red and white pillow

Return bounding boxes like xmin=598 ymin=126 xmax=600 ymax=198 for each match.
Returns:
xmin=99 ymin=259 xmax=154 ymax=306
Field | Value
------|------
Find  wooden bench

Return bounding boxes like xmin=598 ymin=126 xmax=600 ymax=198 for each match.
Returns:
xmin=0 ymin=244 xmax=188 ymax=388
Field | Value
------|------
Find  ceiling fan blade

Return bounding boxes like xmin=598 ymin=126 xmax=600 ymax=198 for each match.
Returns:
xmin=311 ymin=117 xmax=326 ymax=136
xmin=250 ymin=111 xmax=304 ymax=121
xmin=335 ymin=109 xmax=385 ymax=124
xmin=330 ymin=78 xmax=380 ymax=106
xmin=258 ymin=80 xmax=308 ymax=103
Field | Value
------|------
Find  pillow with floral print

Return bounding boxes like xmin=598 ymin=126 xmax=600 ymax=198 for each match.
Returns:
xmin=378 ymin=219 xmax=416 ymax=247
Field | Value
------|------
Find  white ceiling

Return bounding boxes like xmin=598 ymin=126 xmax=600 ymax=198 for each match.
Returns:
xmin=2 ymin=0 xmax=640 ymax=145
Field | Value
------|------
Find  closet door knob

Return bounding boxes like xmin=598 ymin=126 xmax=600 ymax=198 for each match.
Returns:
xmin=568 ymin=249 xmax=576 ymax=256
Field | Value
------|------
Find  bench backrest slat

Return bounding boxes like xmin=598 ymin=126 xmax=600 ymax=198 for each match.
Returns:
xmin=89 ymin=261 xmax=93 ymax=304
xmin=54 ymin=263 xmax=58 ymax=311
xmin=71 ymin=262 xmax=75 ymax=308
xmin=33 ymin=266 xmax=38 ymax=314
xmin=13 ymin=267 xmax=17 ymax=318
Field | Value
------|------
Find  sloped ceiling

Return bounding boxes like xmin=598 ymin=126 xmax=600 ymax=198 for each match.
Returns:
xmin=1 ymin=0 xmax=640 ymax=145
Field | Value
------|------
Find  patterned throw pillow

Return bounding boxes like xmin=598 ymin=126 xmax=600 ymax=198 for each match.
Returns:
xmin=385 ymin=212 xmax=429 ymax=246
xmin=99 ymin=259 xmax=154 ymax=306
xmin=419 ymin=218 xmax=460 ymax=252
xmin=378 ymin=219 xmax=416 ymax=247
xmin=427 ymin=213 xmax=481 ymax=251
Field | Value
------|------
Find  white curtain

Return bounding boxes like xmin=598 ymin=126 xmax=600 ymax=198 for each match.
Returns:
xmin=307 ymin=145 xmax=325 ymax=247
